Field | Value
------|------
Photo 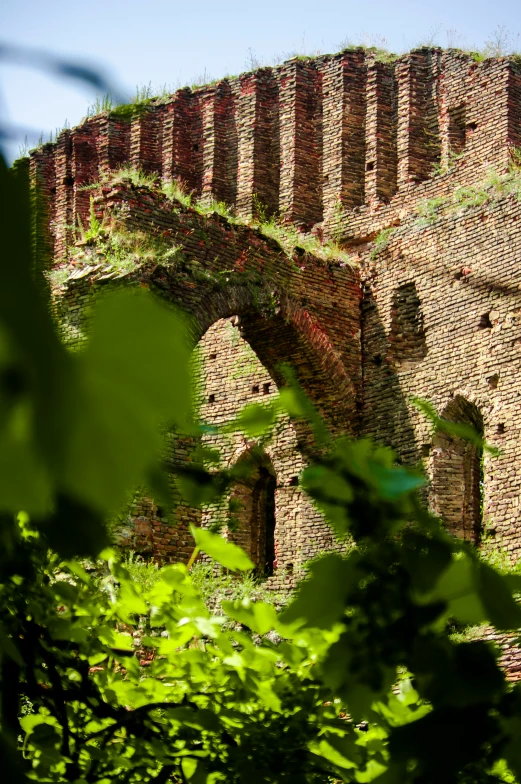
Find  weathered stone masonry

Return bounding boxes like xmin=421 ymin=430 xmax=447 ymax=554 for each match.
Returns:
xmin=30 ymin=47 xmax=521 ymax=594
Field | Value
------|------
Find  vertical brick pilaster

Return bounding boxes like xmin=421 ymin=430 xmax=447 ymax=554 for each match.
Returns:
xmin=189 ymin=92 xmax=204 ymax=196
xmin=322 ymin=51 xmax=367 ymax=221
xmin=97 ymin=113 xmax=130 ymax=175
xmin=199 ymin=82 xmax=238 ymax=205
xmin=29 ymin=145 xmax=56 ymax=265
xmin=466 ymin=60 xmax=510 ymax=172
xmin=54 ymin=130 xmax=74 ymax=258
xmin=365 ymin=59 xmax=397 ymax=204
xmin=236 ymin=69 xmax=280 ymax=219
xmin=130 ymin=104 xmax=165 ymax=175
xmin=213 ymin=81 xmax=238 ymax=206
xmin=507 ymin=61 xmax=521 ymax=153
xmin=254 ymin=69 xmax=280 ymax=218
xmin=162 ymin=89 xmax=198 ymax=190
xmin=437 ymin=52 xmax=473 ymax=169
xmin=201 ymin=86 xmax=218 ymax=199
xmin=278 ymin=60 xmax=323 ymax=227
xmin=396 ymin=50 xmax=441 ymax=189
xmin=236 ymin=73 xmax=258 ymax=218
xmin=72 ymin=119 xmax=99 ymax=232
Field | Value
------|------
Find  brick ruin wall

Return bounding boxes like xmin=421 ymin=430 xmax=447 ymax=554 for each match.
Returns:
xmin=52 ymin=181 xmax=360 ymax=589
xmin=27 ymin=46 xmax=521 ymax=608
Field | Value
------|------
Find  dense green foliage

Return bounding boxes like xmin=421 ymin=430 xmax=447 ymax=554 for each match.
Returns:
xmin=4 ymin=149 xmax=521 ymax=784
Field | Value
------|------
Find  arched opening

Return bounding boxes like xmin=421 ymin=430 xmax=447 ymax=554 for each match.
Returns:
xmin=194 ymin=316 xmax=308 ymax=577
xmin=430 ymin=396 xmax=484 ymax=543
xmin=228 ymin=454 xmax=277 ymax=575
xmin=389 ymin=282 xmax=428 ymax=366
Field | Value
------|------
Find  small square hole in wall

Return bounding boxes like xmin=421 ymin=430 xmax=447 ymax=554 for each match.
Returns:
xmin=497 ymin=423 xmax=506 ymax=434
xmin=466 ymin=121 xmax=478 ymax=131
xmin=263 ymin=382 xmax=271 ymax=395
xmin=252 ymin=385 xmax=259 ymax=394
xmin=193 ymin=143 xmax=199 ymax=152
xmin=421 ymin=443 xmax=431 ymax=457
xmin=289 ymin=476 xmax=299 ymax=486
xmin=487 ymin=373 xmax=499 ymax=389
xmin=478 ymin=312 xmax=492 ymax=329
xmin=208 ymin=394 xmax=215 ymax=404
xmin=366 ymin=161 xmax=375 ymax=172
xmin=209 ymin=353 xmax=217 ymax=360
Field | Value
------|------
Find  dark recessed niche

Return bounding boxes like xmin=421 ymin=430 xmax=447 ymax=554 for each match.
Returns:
xmin=487 ymin=373 xmax=499 ymax=389
xmin=366 ymin=161 xmax=375 ymax=172
xmin=478 ymin=312 xmax=492 ymax=329
xmin=50 ymin=186 xmax=57 ymax=195
xmin=448 ymin=103 xmax=466 ymax=155
xmin=389 ymin=282 xmax=428 ymax=364
xmin=263 ymin=382 xmax=271 ymax=395
xmin=289 ymin=476 xmax=299 ymax=486
xmin=372 ymin=354 xmax=383 ymax=366
xmin=156 ymin=506 xmax=164 ymax=519
xmin=208 ymin=394 xmax=216 ymax=404
xmin=497 ymin=423 xmax=506 ymax=434
xmin=193 ymin=143 xmax=199 ymax=152
xmin=466 ymin=121 xmax=478 ymax=131
xmin=421 ymin=443 xmax=431 ymax=457
xmin=209 ymin=352 xmax=217 ymax=360
xmin=286 ymin=562 xmax=294 ymax=574
xmin=252 ymin=385 xmax=260 ymax=394
xmin=62 ymin=176 xmax=75 ymax=187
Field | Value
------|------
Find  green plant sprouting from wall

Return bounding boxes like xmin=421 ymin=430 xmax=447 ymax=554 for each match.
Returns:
xmin=370 ymin=226 xmax=396 ymax=259
xmin=414 ymin=151 xmax=521 ymax=227
xmin=91 ymin=167 xmax=355 ymax=267
xmin=48 ymin=202 xmax=182 ymax=288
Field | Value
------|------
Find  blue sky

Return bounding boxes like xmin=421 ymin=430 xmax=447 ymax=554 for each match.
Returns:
xmin=2 ymin=0 xmax=521 ymax=162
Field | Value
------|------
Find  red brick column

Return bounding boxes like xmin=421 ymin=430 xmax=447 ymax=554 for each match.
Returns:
xmin=130 ymin=104 xmax=165 ymax=175
xmin=97 ymin=113 xmax=130 ymax=175
xmin=322 ymin=51 xmax=367 ymax=222
xmin=236 ymin=69 xmax=280 ymax=219
xmin=507 ymin=62 xmax=521 ymax=154
xmin=72 ymin=119 xmax=99 ymax=231
xmin=162 ymin=89 xmax=199 ymax=190
xmin=29 ymin=144 xmax=56 ymax=264
xmin=396 ymin=49 xmax=442 ymax=189
xmin=278 ymin=59 xmax=323 ymax=227
xmin=365 ymin=58 xmax=397 ymax=204
xmin=54 ymin=130 xmax=74 ymax=258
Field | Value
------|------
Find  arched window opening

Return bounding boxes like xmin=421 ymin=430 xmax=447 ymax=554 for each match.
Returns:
xmin=389 ymin=282 xmax=428 ymax=366
xmin=229 ymin=456 xmax=277 ymax=576
xmin=431 ymin=396 xmax=484 ymax=543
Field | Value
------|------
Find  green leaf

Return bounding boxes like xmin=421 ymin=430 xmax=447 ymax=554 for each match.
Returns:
xmin=190 ymin=526 xmax=254 ymax=571
xmin=61 ymin=289 xmax=191 ymax=512
xmin=477 ymin=563 xmax=521 ymax=630
xmin=221 ymin=600 xmax=278 ymax=635
xmin=282 ymin=553 xmax=356 ymax=628
xmin=232 ymin=402 xmax=276 ymax=437
xmin=0 ymin=623 xmax=22 ymax=665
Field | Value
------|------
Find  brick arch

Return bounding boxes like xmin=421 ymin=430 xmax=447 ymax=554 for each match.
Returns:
xmin=430 ymin=395 xmax=484 ymax=543
xmin=194 ymin=313 xmax=334 ymax=584
xmin=149 ymin=271 xmax=359 ymax=439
